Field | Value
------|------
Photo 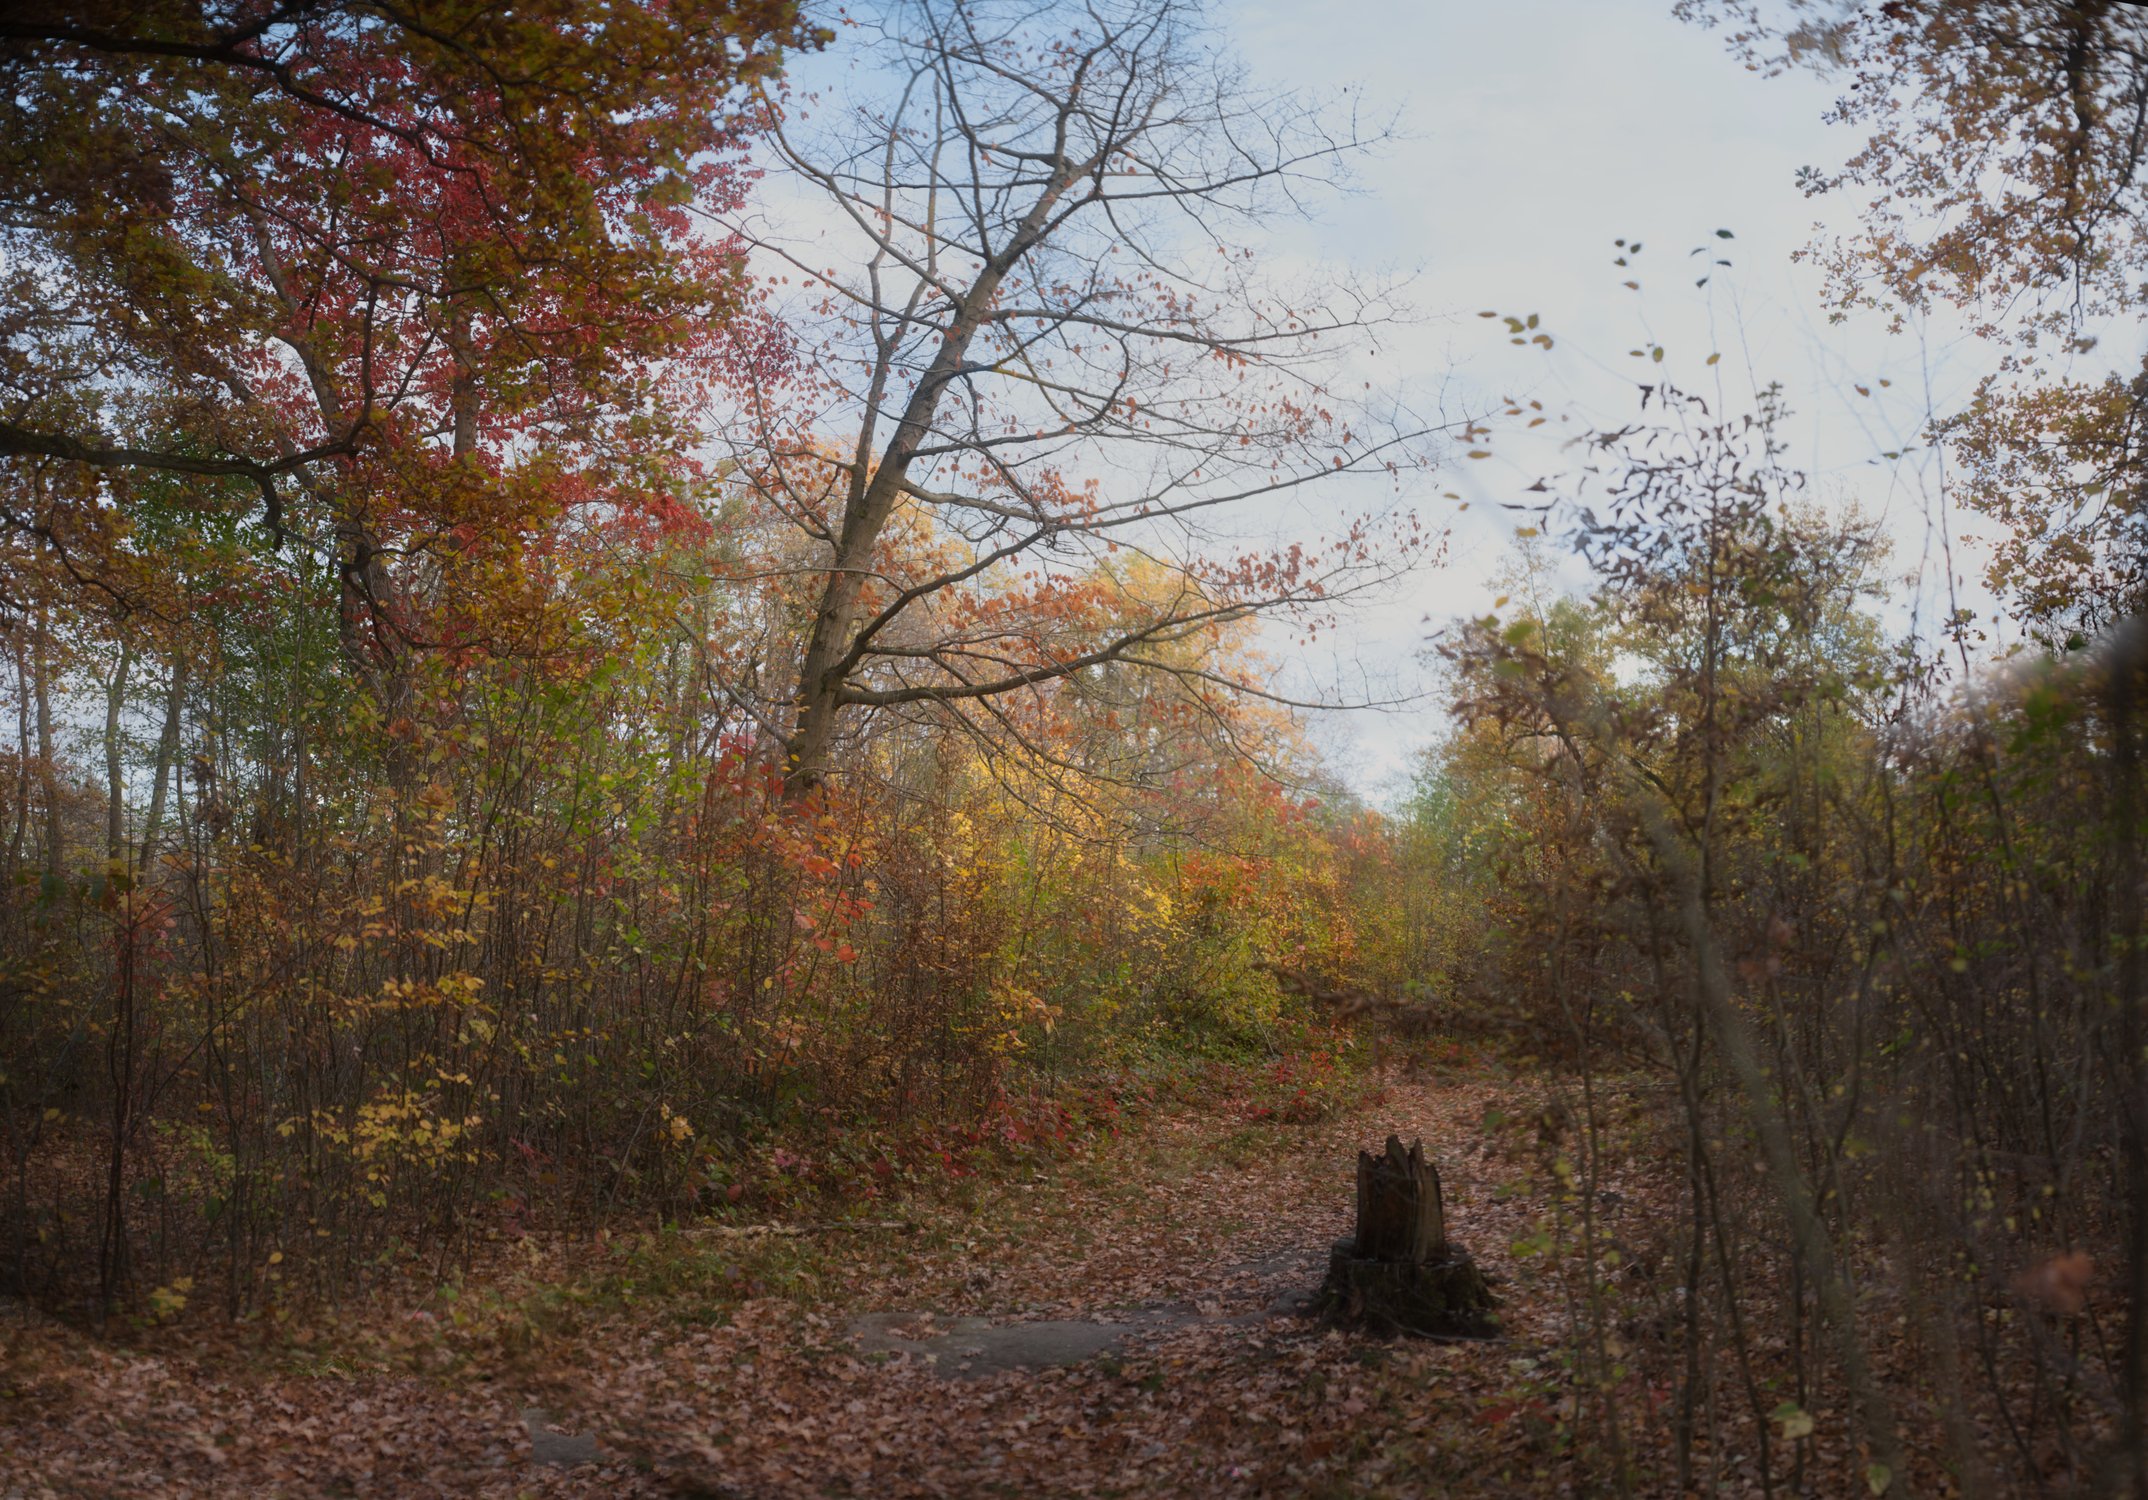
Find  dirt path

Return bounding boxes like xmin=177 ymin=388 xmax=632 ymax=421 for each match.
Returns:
xmin=545 ymin=1068 xmax=1576 ymax=1498
xmin=2 ymin=1068 xmax=1589 ymax=1498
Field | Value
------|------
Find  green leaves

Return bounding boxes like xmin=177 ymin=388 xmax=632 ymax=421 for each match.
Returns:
xmin=1770 ymin=1401 xmax=1815 ymax=1441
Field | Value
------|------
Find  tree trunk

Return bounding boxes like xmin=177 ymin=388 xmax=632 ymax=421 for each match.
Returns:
xmin=1354 ymin=1134 xmax=1447 ymax=1261
xmin=8 ymin=633 xmax=28 ymax=888
xmin=778 ymin=156 xmax=1094 ymax=801
xmin=103 ymin=641 xmax=131 ymax=865
xmin=32 ymin=611 xmax=61 ymax=883
xmin=1319 ymin=1135 xmax=1496 ymax=1338
xmin=140 ymin=655 xmax=187 ymax=872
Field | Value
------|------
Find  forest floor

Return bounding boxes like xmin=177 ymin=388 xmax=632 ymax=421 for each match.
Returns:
xmin=0 ymin=1058 xmax=1622 ymax=1498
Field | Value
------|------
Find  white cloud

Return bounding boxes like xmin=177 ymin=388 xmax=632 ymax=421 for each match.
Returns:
xmin=1220 ymin=0 xmax=2012 ymax=792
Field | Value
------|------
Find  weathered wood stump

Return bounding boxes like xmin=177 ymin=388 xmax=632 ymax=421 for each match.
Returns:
xmin=1319 ymin=1135 xmax=1497 ymax=1338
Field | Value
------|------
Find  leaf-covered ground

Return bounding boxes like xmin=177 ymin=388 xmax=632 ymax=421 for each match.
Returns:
xmin=2 ymin=1065 xmax=1613 ymax=1498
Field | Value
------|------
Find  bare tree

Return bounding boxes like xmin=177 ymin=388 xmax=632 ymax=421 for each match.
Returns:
xmin=722 ymin=0 xmax=1443 ymax=796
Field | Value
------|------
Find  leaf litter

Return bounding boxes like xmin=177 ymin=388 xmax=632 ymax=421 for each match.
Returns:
xmin=1 ymin=1067 xmax=1597 ymax=1497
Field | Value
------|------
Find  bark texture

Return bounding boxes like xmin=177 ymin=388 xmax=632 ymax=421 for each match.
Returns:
xmin=1319 ymin=1135 xmax=1496 ymax=1338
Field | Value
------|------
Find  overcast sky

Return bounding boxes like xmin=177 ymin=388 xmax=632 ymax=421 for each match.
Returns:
xmin=1216 ymin=0 xmax=2013 ymax=797
xmin=774 ymin=1 xmax=2018 ymax=800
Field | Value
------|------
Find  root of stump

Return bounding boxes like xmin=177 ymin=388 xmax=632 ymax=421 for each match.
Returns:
xmin=1318 ymin=1237 xmax=1501 ymax=1340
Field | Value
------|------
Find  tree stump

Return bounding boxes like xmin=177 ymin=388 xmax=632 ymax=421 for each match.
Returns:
xmin=1319 ymin=1135 xmax=1497 ymax=1338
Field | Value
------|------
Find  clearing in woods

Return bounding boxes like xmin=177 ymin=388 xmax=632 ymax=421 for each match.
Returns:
xmin=1 ymin=1064 xmax=1598 ymax=1498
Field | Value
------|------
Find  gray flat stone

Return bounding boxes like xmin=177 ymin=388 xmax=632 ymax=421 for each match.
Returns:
xmin=522 ymin=1406 xmax=603 ymax=1467
xmin=849 ymin=1312 xmax=1133 ymax=1378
